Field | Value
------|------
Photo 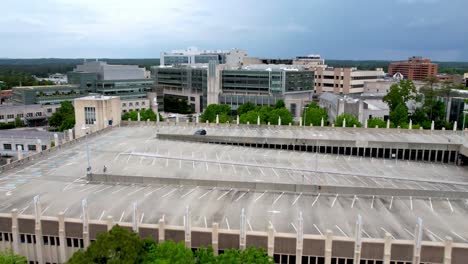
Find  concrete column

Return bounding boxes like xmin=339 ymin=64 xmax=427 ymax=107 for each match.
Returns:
xmin=296 ymin=212 xmax=303 ymax=264
xmin=82 ymin=199 xmax=90 ymax=248
xmin=383 ymin=233 xmax=392 ymax=264
xmin=68 ymin=129 xmax=73 ymax=141
xmin=239 ymin=209 xmax=246 ymax=250
xmin=184 ymin=206 xmax=191 ymax=248
xmin=236 ymin=115 xmax=240 ymax=125
xmin=137 ymin=112 xmax=141 ymax=122
xmin=354 ymin=215 xmax=362 ymax=264
xmin=257 ymin=116 xmax=260 ymax=126
xmin=364 ymin=119 xmax=368 ymax=128
xmin=453 ymin=121 xmax=457 ymax=131
xmin=54 ymin=133 xmax=59 ymax=147
xmin=278 ymin=116 xmax=281 ymax=126
xmin=409 ymin=119 xmax=413 ymax=130
xmin=288 ymin=123 xmax=291 ymax=126
xmin=34 ymin=196 xmax=44 ymax=264
xmin=431 ymin=120 xmax=435 ymax=130
xmin=158 ymin=218 xmax=165 ymax=243
xmin=215 ymin=114 xmax=219 ymax=125
xmin=106 ymin=216 xmax=113 ymax=231
xmin=17 ymin=145 xmax=23 ymax=160
xmin=267 ymin=224 xmax=274 ymax=257
xmin=331 ymin=123 xmax=335 ymax=127
xmin=176 ymin=114 xmax=180 ymax=124
xmin=247 ymin=121 xmax=250 ymax=125
xmin=386 ymin=119 xmax=390 ymax=129
xmin=157 ymin=113 xmax=160 ymax=123
xmin=11 ymin=209 xmax=20 ymax=255
xmin=58 ymin=212 xmax=66 ymax=263
xmin=325 ymin=230 xmax=333 ymax=264
xmin=413 ymin=218 xmax=423 ymax=264
xmin=444 ymin=237 xmax=453 ymax=264
xmin=212 ymin=223 xmax=219 ymax=256
xmin=36 ymin=139 xmax=42 ymax=153
xmin=132 ymin=202 xmax=139 ymax=233
xmin=299 ymin=119 xmax=302 ymax=127
xmin=6 ymin=158 xmax=11 ymax=164
xmin=321 ymin=117 xmax=324 ymax=127
xmin=343 ymin=118 xmax=346 ymax=128
xmin=268 ymin=122 xmax=271 ymax=126
xmin=146 ymin=119 xmax=150 ymax=125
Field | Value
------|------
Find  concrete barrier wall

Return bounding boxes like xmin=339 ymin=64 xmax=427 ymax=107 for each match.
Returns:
xmin=0 ymin=126 xmax=114 ymax=174
xmin=87 ymin=173 xmax=468 ymax=199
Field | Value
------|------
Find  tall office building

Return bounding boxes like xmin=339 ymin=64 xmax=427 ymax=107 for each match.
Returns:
xmin=160 ymin=47 xmax=247 ymax=67
xmin=314 ymin=67 xmax=385 ymax=95
xmin=388 ymin=57 xmax=438 ymax=81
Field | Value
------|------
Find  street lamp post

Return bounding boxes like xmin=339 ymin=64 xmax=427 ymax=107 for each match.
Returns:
xmin=81 ymin=124 xmax=91 ymax=174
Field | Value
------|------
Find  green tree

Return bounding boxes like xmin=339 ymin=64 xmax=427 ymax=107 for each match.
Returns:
xmin=143 ymin=241 xmax=194 ymax=264
xmin=122 ymin=109 xmax=163 ymax=122
xmin=0 ymin=250 xmax=27 ymax=264
xmin=335 ymin=113 xmax=361 ymax=127
xmin=383 ymin=80 xmax=417 ymax=111
xmin=200 ymin=104 xmax=231 ymax=123
xmin=268 ymin=108 xmax=293 ymax=125
xmin=240 ymin=110 xmax=261 ymax=124
xmin=367 ymin=117 xmax=386 ymax=128
xmin=48 ymin=101 xmax=75 ymax=131
xmin=194 ymin=246 xmax=217 ymax=264
xmin=389 ymin=103 xmax=408 ymax=127
xmin=67 ymin=225 xmax=146 ymax=264
xmin=237 ymin=102 xmax=257 ymax=115
xmin=274 ymin=99 xmax=285 ymax=109
xmin=304 ymin=107 xmax=328 ymax=126
xmin=216 ymin=247 xmax=273 ymax=264
xmin=14 ymin=117 xmax=23 ymax=128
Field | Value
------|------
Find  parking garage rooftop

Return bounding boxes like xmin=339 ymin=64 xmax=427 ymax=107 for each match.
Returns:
xmin=1 ymin=125 xmax=467 ymax=243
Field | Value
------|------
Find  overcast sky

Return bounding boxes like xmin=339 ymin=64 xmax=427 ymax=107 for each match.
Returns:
xmin=1 ymin=0 xmax=467 ymax=61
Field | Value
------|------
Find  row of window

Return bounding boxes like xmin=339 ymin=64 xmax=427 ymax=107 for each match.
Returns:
xmin=0 ymin=232 xmax=84 ymax=249
xmin=0 ymin=111 xmax=48 ymax=120
xmin=3 ymin=144 xmax=47 ymax=151
xmin=122 ymin=101 xmax=146 ymax=107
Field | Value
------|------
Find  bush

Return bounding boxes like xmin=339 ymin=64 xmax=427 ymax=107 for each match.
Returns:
xmin=367 ymin=118 xmax=386 ymax=128
xmin=335 ymin=113 xmax=361 ymax=127
xmin=0 ymin=250 xmax=27 ymax=264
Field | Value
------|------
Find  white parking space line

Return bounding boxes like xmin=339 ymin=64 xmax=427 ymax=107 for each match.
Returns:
xmin=292 ymin=193 xmax=302 ymax=206
xmin=247 ymin=219 xmax=253 ymax=231
xmin=225 ymin=217 xmax=230 ymax=230
xmin=331 ymin=194 xmax=338 ymax=208
xmin=198 ymin=188 xmax=216 ymax=200
xmin=94 ymin=185 xmax=113 ymax=194
xmin=126 ymin=186 xmax=147 ymax=197
xmin=235 ymin=191 xmax=249 ymax=202
xmin=273 ymin=192 xmax=285 ymax=205
xmin=446 ymin=198 xmax=454 ymax=213
xmin=313 ymin=224 xmax=323 ymax=236
xmin=389 ymin=196 xmax=394 ymax=210
xmin=429 ymin=198 xmax=434 ymax=211
xmin=99 ymin=210 xmax=106 ymax=221
xmin=140 ymin=213 xmax=144 ymax=223
xmin=269 ymin=221 xmax=276 ymax=233
xmin=362 ymin=229 xmax=371 ymax=238
xmin=410 ymin=196 xmax=413 ymax=211
xmin=381 ymin=228 xmax=395 ymax=239
xmin=404 ymin=228 xmax=415 ymax=238
xmin=78 ymin=184 xmax=102 ymax=193
xmin=112 ymin=186 xmax=129 ymax=195
xmin=119 ymin=211 xmax=126 ymax=222
xmin=291 ymin=223 xmax=297 ymax=233
xmin=451 ymin=231 xmax=468 ymax=242
xmin=335 ymin=225 xmax=348 ymax=237
xmin=425 ymin=228 xmax=443 ymax=241
xmin=311 ymin=193 xmax=320 ymax=207
xmin=217 ymin=189 xmax=233 ymax=201
xmin=371 ymin=195 xmax=375 ymax=209
xmin=254 ymin=191 xmax=267 ymax=203
xmin=181 ymin=187 xmax=199 ymax=198
xmin=161 ymin=188 xmax=179 ymax=198
xmin=351 ymin=195 xmax=358 ymax=208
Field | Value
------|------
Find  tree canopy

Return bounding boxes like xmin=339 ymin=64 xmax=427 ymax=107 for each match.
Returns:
xmin=383 ymin=80 xmax=417 ymax=112
xmin=0 ymin=250 xmax=27 ymax=264
xmin=67 ymin=225 xmax=273 ymax=264
xmin=389 ymin=103 xmax=408 ymax=127
xmin=48 ymin=101 xmax=75 ymax=131
xmin=367 ymin=117 xmax=386 ymax=128
xmin=237 ymin=102 xmax=257 ymax=115
xmin=237 ymin=101 xmax=294 ymax=125
xmin=122 ymin=109 xmax=162 ymax=122
xmin=200 ymin=104 xmax=231 ymax=123
xmin=335 ymin=113 xmax=361 ymax=127
xmin=303 ymin=103 xmax=328 ymax=126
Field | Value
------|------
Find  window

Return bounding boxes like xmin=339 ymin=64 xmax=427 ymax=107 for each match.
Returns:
xmin=17 ymin=113 xmax=24 ymax=118
xmin=35 ymin=112 xmax=42 ymax=116
xmin=43 ymin=236 xmax=49 ymax=245
xmin=7 ymin=114 xmax=14 ymax=119
xmin=66 ymin=238 xmax=72 ymax=247
xmin=3 ymin=144 xmax=12 ymax=150
xmin=122 ymin=103 xmax=126 ymax=107
xmin=28 ymin=145 xmax=36 ymax=151
xmin=73 ymin=238 xmax=79 ymax=247
xmin=129 ymin=103 xmax=133 ymax=106
xmin=135 ymin=102 xmax=139 ymax=106
xmin=0 ymin=115 xmax=4 ymax=120
xmin=15 ymin=144 xmax=24 ymax=150
xmin=26 ymin=113 xmax=33 ymax=117
xmin=47 ymin=108 xmax=52 ymax=113
xmin=84 ymin=107 xmax=96 ymax=125
xmin=141 ymin=102 xmax=145 ymax=105
xmin=42 ymin=145 xmax=47 ymax=150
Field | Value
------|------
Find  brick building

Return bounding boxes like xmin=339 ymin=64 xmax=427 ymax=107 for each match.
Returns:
xmin=388 ymin=57 xmax=438 ymax=81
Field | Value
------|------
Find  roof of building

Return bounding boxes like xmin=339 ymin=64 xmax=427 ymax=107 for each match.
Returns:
xmin=12 ymin=84 xmax=79 ymax=90
xmin=74 ymin=95 xmax=119 ymax=101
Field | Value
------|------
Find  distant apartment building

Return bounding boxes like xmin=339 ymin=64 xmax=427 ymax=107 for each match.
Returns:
xmin=160 ymin=47 xmax=247 ymax=68
xmin=0 ymin=104 xmax=61 ymax=126
xmin=314 ymin=67 xmax=385 ymax=95
xmin=12 ymin=84 xmax=84 ymax=106
xmin=152 ymin=63 xmax=314 ymax=116
xmin=292 ymin=54 xmax=326 ymax=69
xmin=388 ymin=56 xmax=438 ymax=81
xmin=437 ymin=74 xmax=463 ymax=85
